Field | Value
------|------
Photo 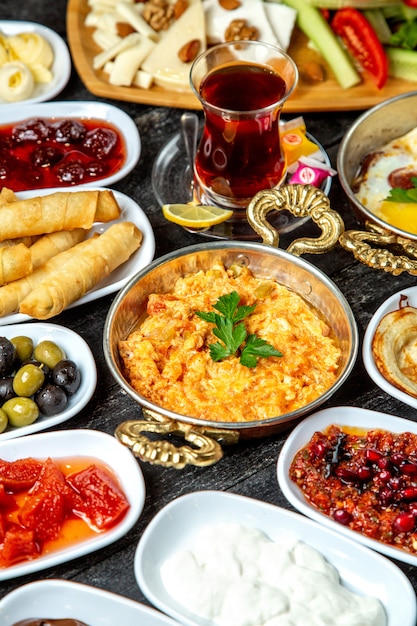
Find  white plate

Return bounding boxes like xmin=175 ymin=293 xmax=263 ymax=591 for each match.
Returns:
xmin=0 ymin=428 xmax=145 ymax=580
xmin=0 ymin=21 xmax=71 ymax=106
xmin=0 ymin=322 xmax=96 ymax=440
xmin=0 ymin=186 xmax=155 ymax=325
xmin=278 ymin=405 xmax=417 ymax=567
xmin=363 ymin=286 xmax=417 ymax=409
xmin=0 ymin=579 xmax=183 ymax=626
xmin=0 ymin=100 xmax=141 ymax=188
xmin=134 ymin=490 xmax=416 ymax=626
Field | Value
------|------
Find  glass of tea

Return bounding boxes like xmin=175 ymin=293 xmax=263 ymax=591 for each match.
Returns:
xmin=190 ymin=40 xmax=298 ymax=212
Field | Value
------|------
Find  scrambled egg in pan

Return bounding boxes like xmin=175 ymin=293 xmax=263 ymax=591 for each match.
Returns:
xmin=119 ymin=262 xmax=341 ymax=423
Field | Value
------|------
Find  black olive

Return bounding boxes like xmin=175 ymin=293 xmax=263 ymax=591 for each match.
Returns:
xmin=0 ymin=376 xmax=16 ymax=402
xmin=0 ymin=337 xmax=17 ymax=376
xmin=34 ymin=383 xmax=68 ymax=416
xmin=52 ymin=359 xmax=81 ymax=395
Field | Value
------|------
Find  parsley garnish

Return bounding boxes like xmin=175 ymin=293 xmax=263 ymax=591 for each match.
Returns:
xmin=195 ymin=291 xmax=283 ymax=368
xmin=384 ymin=177 xmax=417 ymax=204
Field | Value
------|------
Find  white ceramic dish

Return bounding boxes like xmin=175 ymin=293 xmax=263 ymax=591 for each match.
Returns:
xmin=363 ymin=286 xmax=417 ymax=409
xmin=0 ymin=428 xmax=145 ymax=581
xmin=0 ymin=100 xmax=141 ymax=187
xmin=0 ymin=322 xmax=96 ymax=440
xmin=278 ymin=405 xmax=417 ymax=567
xmin=0 ymin=186 xmax=155 ymax=325
xmin=134 ymin=490 xmax=416 ymax=626
xmin=0 ymin=21 xmax=71 ymax=105
xmin=0 ymin=579 xmax=183 ymax=626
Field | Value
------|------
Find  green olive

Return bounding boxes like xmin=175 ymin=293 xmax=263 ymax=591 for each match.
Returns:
xmin=13 ymin=363 xmax=45 ymax=397
xmin=2 ymin=397 xmax=39 ymax=428
xmin=33 ymin=340 xmax=66 ymax=369
xmin=0 ymin=408 xmax=8 ymax=433
xmin=11 ymin=335 xmax=34 ymax=362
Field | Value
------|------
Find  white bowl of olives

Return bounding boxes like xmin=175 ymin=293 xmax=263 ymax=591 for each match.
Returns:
xmin=0 ymin=322 xmax=97 ymax=440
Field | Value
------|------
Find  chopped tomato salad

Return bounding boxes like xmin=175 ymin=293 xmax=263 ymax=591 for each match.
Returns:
xmin=0 ymin=456 xmax=129 ymax=568
xmin=290 ymin=425 xmax=417 ymax=553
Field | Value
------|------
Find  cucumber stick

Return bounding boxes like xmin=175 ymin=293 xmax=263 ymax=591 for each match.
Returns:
xmin=274 ymin=0 xmax=361 ymax=88
xmin=386 ymin=46 xmax=417 ymax=81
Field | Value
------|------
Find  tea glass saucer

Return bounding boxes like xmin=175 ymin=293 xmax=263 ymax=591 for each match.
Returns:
xmin=152 ymin=124 xmax=333 ymax=240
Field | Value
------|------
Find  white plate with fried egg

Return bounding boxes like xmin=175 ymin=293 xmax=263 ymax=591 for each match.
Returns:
xmin=0 ymin=21 xmax=71 ymax=106
xmin=0 ymin=187 xmax=155 ymax=326
xmin=363 ymin=285 xmax=417 ymax=409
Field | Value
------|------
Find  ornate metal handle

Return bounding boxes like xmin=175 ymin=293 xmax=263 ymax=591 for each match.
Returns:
xmin=246 ymin=183 xmax=345 ymax=255
xmin=115 ymin=409 xmax=239 ymax=468
xmin=339 ymin=222 xmax=417 ymax=276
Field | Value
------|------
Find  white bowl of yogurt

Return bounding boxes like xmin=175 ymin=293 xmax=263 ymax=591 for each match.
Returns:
xmin=134 ymin=490 xmax=416 ymax=626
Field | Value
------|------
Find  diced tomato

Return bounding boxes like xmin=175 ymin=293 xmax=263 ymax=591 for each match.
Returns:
xmin=331 ymin=8 xmax=388 ymax=89
xmin=0 ymin=458 xmax=43 ymax=491
xmin=0 ymin=527 xmax=39 ymax=566
xmin=319 ymin=8 xmax=330 ymax=21
xmin=66 ymin=464 xmax=129 ymax=530
xmin=403 ymin=0 xmax=417 ymax=7
xmin=18 ymin=458 xmax=67 ymax=541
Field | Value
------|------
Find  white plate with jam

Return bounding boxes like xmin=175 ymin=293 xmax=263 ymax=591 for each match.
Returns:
xmin=0 ymin=322 xmax=97 ymax=440
xmin=0 ymin=100 xmax=140 ymax=190
xmin=0 ymin=21 xmax=71 ymax=106
xmin=134 ymin=489 xmax=416 ymax=626
xmin=0 ymin=579 xmax=183 ymax=626
xmin=0 ymin=428 xmax=145 ymax=581
xmin=0 ymin=187 xmax=155 ymax=325
xmin=278 ymin=405 xmax=417 ymax=567
xmin=363 ymin=286 xmax=417 ymax=409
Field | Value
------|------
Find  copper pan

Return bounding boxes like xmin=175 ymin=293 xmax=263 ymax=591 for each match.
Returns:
xmin=103 ymin=184 xmax=358 ymax=468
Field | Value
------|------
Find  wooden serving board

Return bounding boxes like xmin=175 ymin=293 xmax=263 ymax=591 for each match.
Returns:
xmin=66 ymin=0 xmax=416 ymax=112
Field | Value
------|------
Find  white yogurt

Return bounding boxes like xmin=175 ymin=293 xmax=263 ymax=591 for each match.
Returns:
xmin=160 ymin=523 xmax=386 ymax=626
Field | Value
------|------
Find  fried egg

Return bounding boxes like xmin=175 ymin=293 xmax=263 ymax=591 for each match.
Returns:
xmin=354 ymin=125 xmax=417 ymax=217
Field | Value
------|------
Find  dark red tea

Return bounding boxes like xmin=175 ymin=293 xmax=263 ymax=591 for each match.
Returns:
xmin=195 ymin=62 xmax=287 ymax=205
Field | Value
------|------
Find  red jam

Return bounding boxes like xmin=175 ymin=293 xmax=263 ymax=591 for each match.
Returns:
xmin=0 ymin=117 xmax=126 ymax=192
xmin=290 ymin=424 xmax=417 ymax=553
xmin=0 ymin=456 xmax=130 ymax=568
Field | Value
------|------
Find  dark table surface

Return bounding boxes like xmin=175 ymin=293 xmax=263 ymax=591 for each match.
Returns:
xmin=1 ymin=0 xmax=417 ymax=617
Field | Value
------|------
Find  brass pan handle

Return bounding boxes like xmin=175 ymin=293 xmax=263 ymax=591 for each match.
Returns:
xmin=115 ymin=409 xmax=239 ymax=469
xmin=246 ymin=183 xmax=344 ymax=255
xmin=340 ymin=221 xmax=417 ymax=276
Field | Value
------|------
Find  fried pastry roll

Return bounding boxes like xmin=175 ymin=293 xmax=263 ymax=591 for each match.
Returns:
xmin=0 ymin=189 xmax=121 ymax=241
xmin=19 ymin=222 xmax=143 ymax=319
xmin=0 ymin=236 xmax=99 ymax=317
xmin=0 ymin=236 xmax=37 ymax=248
xmin=0 ymin=243 xmax=32 ymax=285
xmin=30 ymin=229 xmax=87 ymax=268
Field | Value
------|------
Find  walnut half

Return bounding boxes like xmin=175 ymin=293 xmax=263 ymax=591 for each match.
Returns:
xmin=224 ymin=19 xmax=259 ymax=42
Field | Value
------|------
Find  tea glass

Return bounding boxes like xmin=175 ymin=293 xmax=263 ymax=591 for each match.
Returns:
xmin=190 ymin=40 xmax=299 ymax=214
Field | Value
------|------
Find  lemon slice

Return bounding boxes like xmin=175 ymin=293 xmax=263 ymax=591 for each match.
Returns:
xmin=162 ymin=203 xmax=233 ymax=228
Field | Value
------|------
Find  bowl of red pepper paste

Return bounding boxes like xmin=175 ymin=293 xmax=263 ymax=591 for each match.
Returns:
xmin=278 ymin=405 xmax=417 ymax=566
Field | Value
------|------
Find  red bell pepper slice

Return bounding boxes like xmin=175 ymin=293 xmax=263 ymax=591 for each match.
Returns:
xmin=0 ymin=527 xmax=39 ymax=566
xmin=331 ymin=8 xmax=388 ymax=89
xmin=0 ymin=458 xmax=43 ymax=491
xmin=18 ymin=458 xmax=67 ymax=541
xmin=66 ymin=464 xmax=129 ymax=531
